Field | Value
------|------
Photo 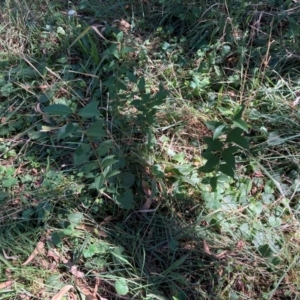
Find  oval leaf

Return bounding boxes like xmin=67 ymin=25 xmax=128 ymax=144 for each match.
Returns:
xmin=226 ymin=128 xmax=249 ymax=149
xmin=232 ymin=105 xmax=245 ymax=121
xmin=83 ymin=244 xmax=98 ymax=258
xmin=116 ymin=189 xmax=133 ymax=209
xmin=221 ymin=148 xmax=236 ymax=169
xmin=51 ymin=285 xmax=73 ymax=300
xmin=101 ymin=155 xmax=118 ymax=169
xmin=233 ymin=119 xmax=248 ymax=132
xmin=267 ymin=132 xmax=285 ymax=146
xmin=199 ymin=154 xmax=220 ymax=173
xmin=86 ymin=120 xmax=106 ymax=138
xmin=44 ymin=104 xmax=72 ymax=116
xmin=258 ymin=244 xmax=273 ymax=258
xmin=213 ymin=125 xmax=226 ymax=140
xmin=249 ymin=201 xmax=263 ymax=216
xmin=115 ymin=278 xmax=129 ymax=296
xmin=205 ymin=121 xmax=224 ymax=131
xmin=57 ymin=123 xmax=77 ymax=140
xmin=68 ymin=212 xmax=84 ymax=225
xmin=210 ymin=176 xmax=218 ymax=191
xmin=78 ymin=101 xmax=99 ymax=118
xmin=219 ymin=164 xmax=235 ymax=178
xmin=0 ymin=191 xmax=9 ymax=200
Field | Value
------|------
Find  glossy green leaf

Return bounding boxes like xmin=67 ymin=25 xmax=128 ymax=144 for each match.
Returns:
xmin=213 ymin=125 xmax=226 ymax=140
xmin=198 ymin=165 xmax=216 ymax=174
xmin=221 ymin=148 xmax=236 ymax=169
xmin=106 ymin=169 xmax=120 ymax=178
xmin=93 ymin=175 xmax=105 ymax=190
xmin=138 ymin=77 xmax=145 ymax=91
xmin=44 ymin=104 xmax=72 ymax=116
xmin=232 ymin=105 xmax=245 ymax=121
xmin=199 ymin=154 xmax=220 ymax=173
xmin=223 ymin=146 xmax=239 ymax=154
xmin=219 ymin=164 xmax=235 ymax=178
xmin=226 ymin=128 xmax=249 ymax=149
xmin=233 ymin=118 xmax=248 ymax=132
xmin=202 ymin=137 xmax=224 ymax=151
xmin=210 ymin=176 xmax=218 ymax=191
xmin=205 ymin=121 xmax=224 ymax=131
xmin=126 ymin=71 xmax=137 ymax=83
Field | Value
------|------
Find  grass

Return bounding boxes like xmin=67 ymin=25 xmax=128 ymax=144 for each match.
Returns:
xmin=0 ymin=0 xmax=300 ymax=299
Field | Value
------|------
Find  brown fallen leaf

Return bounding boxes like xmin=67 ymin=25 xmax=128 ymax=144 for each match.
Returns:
xmin=64 ymin=259 xmax=85 ymax=279
xmin=90 ymin=25 xmax=113 ymax=43
xmin=92 ymin=271 xmax=100 ymax=298
xmin=3 ymin=249 xmax=18 ymax=261
xmin=142 ymin=180 xmax=151 ymax=197
xmin=51 ymin=285 xmax=73 ymax=300
xmin=47 ymin=249 xmax=60 ymax=263
xmin=292 ymin=96 xmax=300 ymax=108
xmin=236 ymin=240 xmax=245 ymax=251
xmin=70 ymin=265 xmax=84 ymax=279
xmin=40 ymin=259 xmax=50 ymax=269
xmin=18 ymin=294 xmax=30 ymax=299
xmin=203 ymin=240 xmax=231 ymax=260
xmin=141 ymin=179 xmax=153 ymax=210
xmin=68 ymin=291 xmax=78 ymax=300
xmin=113 ymin=19 xmax=131 ymax=34
xmin=99 ymin=216 xmax=112 ymax=226
xmin=214 ymin=250 xmax=230 ymax=260
xmin=5 ymin=268 xmax=13 ymax=280
xmin=76 ymin=225 xmax=108 ymax=238
xmin=203 ymin=240 xmax=211 ymax=255
xmin=22 ymin=241 xmax=45 ymax=266
xmin=75 ymin=279 xmax=97 ymax=300
xmin=0 ymin=281 xmax=13 ymax=290
xmin=120 ymin=19 xmax=131 ymax=33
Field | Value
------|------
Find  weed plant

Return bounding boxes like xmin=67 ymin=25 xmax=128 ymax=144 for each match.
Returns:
xmin=0 ymin=0 xmax=300 ymax=299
